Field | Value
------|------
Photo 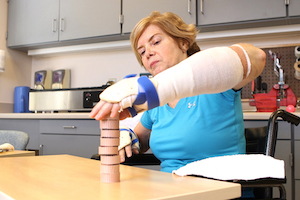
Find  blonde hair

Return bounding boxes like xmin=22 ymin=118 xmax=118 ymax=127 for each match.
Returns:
xmin=130 ymin=11 xmax=200 ymax=66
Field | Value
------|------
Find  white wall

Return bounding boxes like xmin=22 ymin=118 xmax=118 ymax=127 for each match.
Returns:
xmin=32 ymin=49 xmax=147 ymax=88
xmin=31 ymin=26 xmax=300 ymax=89
xmin=0 ymin=1 xmax=32 ymax=112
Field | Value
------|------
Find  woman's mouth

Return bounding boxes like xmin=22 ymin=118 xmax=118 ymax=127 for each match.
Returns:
xmin=150 ymin=60 xmax=159 ymax=68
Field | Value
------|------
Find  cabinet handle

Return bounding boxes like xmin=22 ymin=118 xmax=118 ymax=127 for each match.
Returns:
xmin=188 ymin=0 xmax=191 ymax=14
xmin=200 ymin=0 xmax=204 ymax=14
xmin=52 ymin=19 xmax=57 ymax=32
xmin=289 ymin=153 xmax=294 ymax=167
xmin=63 ymin=126 xmax=77 ymax=129
xmin=60 ymin=18 xmax=65 ymax=32
xmin=39 ymin=144 xmax=43 ymax=155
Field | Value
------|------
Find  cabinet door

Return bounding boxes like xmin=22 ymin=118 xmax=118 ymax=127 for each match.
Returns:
xmin=40 ymin=134 xmax=100 ymax=158
xmin=59 ymin=0 xmax=121 ymax=41
xmin=274 ymin=140 xmax=292 ymax=200
xmin=289 ymin=0 xmax=300 ymax=17
xmin=39 ymin=120 xmax=100 ymax=158
xmin=123 ymin=0 xmax=197 ymax=34
xmin=197 ymin=0 xmax=286 ymax=26
xmin=7 ymin=0 xmax=59 ymax=47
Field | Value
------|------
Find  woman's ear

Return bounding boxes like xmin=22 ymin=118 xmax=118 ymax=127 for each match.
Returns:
xmin=179 ymin=39 xmax=189 ymax=53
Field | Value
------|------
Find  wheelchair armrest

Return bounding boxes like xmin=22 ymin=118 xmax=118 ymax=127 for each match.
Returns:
xmin=269 ymin=109 xmax=300 ymax=126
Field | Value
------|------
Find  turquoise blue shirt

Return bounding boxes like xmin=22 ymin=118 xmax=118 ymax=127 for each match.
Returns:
xmin=141 ymin=89 xmax=246 ymax=173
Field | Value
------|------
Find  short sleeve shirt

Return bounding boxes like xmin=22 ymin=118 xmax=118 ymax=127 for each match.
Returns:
xmin=141 ymin=89 xmax=245 ymax=173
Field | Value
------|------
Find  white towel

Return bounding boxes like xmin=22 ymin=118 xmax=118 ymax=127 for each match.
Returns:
xmin=172 ymin=154 xmax=285 ymax=181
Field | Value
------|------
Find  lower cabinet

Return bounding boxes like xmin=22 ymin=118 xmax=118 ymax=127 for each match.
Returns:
xmin=295 ymin=141 xmax=300 ymax=200
xmin=40 ymin=134 xmax=99 ymax=158
xmin=0 ymin=118 xmax=101 ymax=159
xmin=39 ymin=120 xmax=100 ymax=158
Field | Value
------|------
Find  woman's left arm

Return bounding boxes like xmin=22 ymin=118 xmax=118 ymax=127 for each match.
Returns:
xmin=230 ymin=43 xmax=266 ymax=90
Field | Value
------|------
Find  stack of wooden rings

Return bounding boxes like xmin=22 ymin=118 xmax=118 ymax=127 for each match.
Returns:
xmin=99 ymin=115 xmax=120 ymax=183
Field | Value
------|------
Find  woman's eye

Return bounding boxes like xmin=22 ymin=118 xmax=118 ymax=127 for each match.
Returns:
xmin=154 ymin=40 xmax=160 ymax=45
xmin=139 ymin=50 xmax=145 ymax=56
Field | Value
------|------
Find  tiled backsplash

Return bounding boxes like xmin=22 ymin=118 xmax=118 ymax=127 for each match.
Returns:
xmin=242 ymin=46 xmax=300 ymax=99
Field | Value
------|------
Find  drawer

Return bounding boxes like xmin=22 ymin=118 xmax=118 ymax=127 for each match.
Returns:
xmin=40 ymin=120 xmax=100 ymax=135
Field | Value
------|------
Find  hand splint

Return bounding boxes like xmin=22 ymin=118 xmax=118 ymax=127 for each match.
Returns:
xmin=118 ymin=126 xmax=140 ymax=151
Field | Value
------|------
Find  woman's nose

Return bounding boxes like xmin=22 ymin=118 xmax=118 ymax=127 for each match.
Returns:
xmin=145 ymin=47 xmax=154 ymax=58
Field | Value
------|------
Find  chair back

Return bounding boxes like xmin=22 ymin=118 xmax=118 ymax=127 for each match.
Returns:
xmin=245 ymin=126 xmax=270 ymax=154
xmin=0 ymin=130 xmax=29 ymax=150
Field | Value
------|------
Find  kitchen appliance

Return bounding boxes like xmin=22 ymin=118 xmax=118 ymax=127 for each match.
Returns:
xmin=34 ymin=70 xmax=52 ymax=90
xmin=52 ymin=69 xmax=71 ymax=89
xmin=29 ymin=86 xmax=108 ymax=113
xmin=14 ymin=86 xmax=30 ymax=113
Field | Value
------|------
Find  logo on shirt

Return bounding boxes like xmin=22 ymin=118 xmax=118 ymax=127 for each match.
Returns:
xmin=188 ymin=101 xmax=196 ymax=108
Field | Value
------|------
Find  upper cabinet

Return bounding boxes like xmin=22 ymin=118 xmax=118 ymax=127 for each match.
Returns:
xmin=59 ymin=0 xmax=120 ymax=41
xmin=6 ymin=0 xmax=300 ymax=51
xmin=197 ymin=0 xmax=287 ymax=26
xmin=122 ymin=0 xmax=197 ymax=34
xmin=7 ymin=0 xmax=59 ymax=47
xmin=289 ymin=0 xmax=300 ymax=17
xmin=7 ymin=0 xmax=121 ymax=47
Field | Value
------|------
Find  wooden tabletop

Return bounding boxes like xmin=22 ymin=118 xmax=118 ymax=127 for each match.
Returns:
xmin=0 ymin=150 xmax=35 ymax=157
xmin=0 ymin=155 xmax=241 ymax=200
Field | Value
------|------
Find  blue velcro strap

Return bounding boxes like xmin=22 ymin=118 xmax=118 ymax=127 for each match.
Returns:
xmin=133 ymin=76 xmax=159 ymax=110
xmin=123 ymin=74 xmax=137 ymax=79
xmin=127 ymin=107 xmax=137 ymax=117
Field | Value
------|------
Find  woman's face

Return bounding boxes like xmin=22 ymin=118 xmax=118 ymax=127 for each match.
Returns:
xmin=137 ymin=24 xmax=188 ymax=76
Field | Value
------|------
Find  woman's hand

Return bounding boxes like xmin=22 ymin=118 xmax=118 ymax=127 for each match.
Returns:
xmin=89 ymin=100 xmax=131 ymax=120
xmin=119 ymin=145 xmax=139 ymax=163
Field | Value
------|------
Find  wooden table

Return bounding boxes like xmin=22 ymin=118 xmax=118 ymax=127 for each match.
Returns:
xmin=0 ymin=150 xmax=35 ymax=157
xmin=0 ymin=155 xmax=241 ymax=200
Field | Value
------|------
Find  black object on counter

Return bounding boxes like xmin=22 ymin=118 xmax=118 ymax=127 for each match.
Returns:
xmin=256 ymin=76 xmax=262 ymax=93
xmin=262 ymin=83 xmax=267 ymax=93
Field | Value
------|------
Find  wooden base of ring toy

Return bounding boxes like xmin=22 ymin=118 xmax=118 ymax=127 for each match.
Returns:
xmin=99 ymin=115 xmax=120 ymax=183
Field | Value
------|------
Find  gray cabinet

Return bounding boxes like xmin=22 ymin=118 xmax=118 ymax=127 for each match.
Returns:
xmin=7 ymin=0 xmax=59 ymax=47
xmin=0 ymin=118 xmax=101 ymax=158
xmin=289 ymin=0 xmax=300 ymax=17
xmin=39 ymin=120 xmax=100 ymax=158
xmin=59 ymin=0 xmax=120 ymax=41
xmin=197 ymin=0 xmax=286 ymax=26
xmin=0 ymin=119 xmax=39 ymax=149
xmin=122 ymin=0 xmax=197 ymax=33
xmin=7 ymin=0 xmax=121 ymax=47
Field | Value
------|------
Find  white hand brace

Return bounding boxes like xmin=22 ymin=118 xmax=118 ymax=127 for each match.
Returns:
xmin=0 ymin=143 xmax=15 ymax=152
xmin=118 ymin=126 xmax=140 ymax=151
xmin=100 ymin=46 xmax=250 ymax=116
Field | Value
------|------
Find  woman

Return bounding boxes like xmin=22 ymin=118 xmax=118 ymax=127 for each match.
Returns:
xmin=90 ymin=11 xmax=266 ymax=173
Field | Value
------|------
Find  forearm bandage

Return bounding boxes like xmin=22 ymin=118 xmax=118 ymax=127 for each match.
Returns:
xmin=100 ymin=46 xmax=250 ymax=116
xmin=118 ymin=126 xmax=140 ymax=151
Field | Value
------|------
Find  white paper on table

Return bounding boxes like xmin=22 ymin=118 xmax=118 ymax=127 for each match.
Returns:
xmin=172 ymin=154 xmax=285 ymax=181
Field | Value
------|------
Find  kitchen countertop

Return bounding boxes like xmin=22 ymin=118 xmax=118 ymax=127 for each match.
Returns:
xmin=0 ymin=110 xmax=299 ymax=120
xmin=0 ymin=112 xmax=91 ymax=119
